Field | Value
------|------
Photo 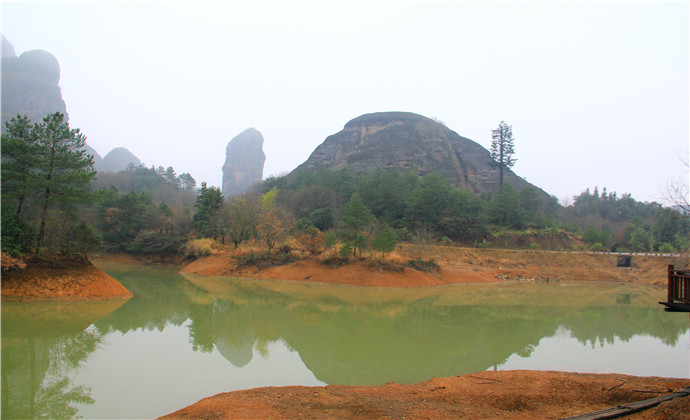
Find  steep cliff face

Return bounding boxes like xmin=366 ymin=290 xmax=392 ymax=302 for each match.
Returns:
xmin=292 ymin=111 xmax=546 ymax=196
xmin=222 ymin=128 xmax=266 ymax=198
xmin=1 ymin=38 xmax=68 ymax=130
xmin=96 ymin=147 xmax=141 ymax=172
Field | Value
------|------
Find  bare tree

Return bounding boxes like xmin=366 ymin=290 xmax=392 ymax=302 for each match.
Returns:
xmin=663 ymin=151 xmax=689 ymax=214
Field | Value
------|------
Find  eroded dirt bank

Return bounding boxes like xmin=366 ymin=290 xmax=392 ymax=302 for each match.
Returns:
xmin=1 ymin=260 xmax=133 ymax=301
xmin=181 ymin=244 xmax=683 ymax=287
xmin=159 ymin=370 xmax=690 ymax=419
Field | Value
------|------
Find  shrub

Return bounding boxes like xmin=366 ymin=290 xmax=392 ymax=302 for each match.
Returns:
xmin=590 ymin=242 xmax=605 ymax=252
xmin=659 ymin=242 xmax=675 ymax=254
xmin=184 ymin=238 xmax=216 ymax=258
xmin=296 ymin=227 xmax=324 ymax=254
xmin=529 ymin=242 xmax=540 ymax=251
xmin=338 ymin=243 xmax=353 ymax=260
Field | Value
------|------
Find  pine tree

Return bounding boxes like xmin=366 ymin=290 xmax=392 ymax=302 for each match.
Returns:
xmin=490 ymin=121 xmax=517 ymax=186
xmin=33 ymin=113 xmax=96 ymax=252
xmin=2 ymin=113 xmax=97 ymax=256
xmin=1 ymin=115 xmax=40 ymax=216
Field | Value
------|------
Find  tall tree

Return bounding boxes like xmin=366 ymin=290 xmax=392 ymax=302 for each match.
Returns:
xmin=193 ymin=182 xmax=224 ymax=239
xmin=225 ymin=198 xmax=258 ymax=248
xmin=341 ymin=193 xmax=374 ymax=258
xmin=33 ymin=113 xmax=96 ymax=252
xmin=2 ymin=113 xmax=97 ymax=256
xmin=1 ymin=115 xmax=39 ymax=217
xmin=490 ymin=121 xmax=516 ymax=186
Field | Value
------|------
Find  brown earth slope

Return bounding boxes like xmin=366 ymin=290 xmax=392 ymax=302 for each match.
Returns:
xmin=1 ymin=260 xmax=133 ymax=301
xmin=160 ymin=370 xmax=690 ymax=420
xmin=181 ymin=244 xmax=682 ymax=287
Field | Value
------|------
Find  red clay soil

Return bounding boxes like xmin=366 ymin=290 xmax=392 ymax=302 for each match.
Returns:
xmin=181 ymin=245 xmax=683 ymax=288
xmin=182 ymin=254 xmax=496 ymax=288
xmin=1 ymin=260 xmax=133 ymax=301
xmin=159 ymin=370 xmax=690 ymax=420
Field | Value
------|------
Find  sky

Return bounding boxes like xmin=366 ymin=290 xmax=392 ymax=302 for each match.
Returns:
xmin=2 ymin=0 xmax=688 ymax=203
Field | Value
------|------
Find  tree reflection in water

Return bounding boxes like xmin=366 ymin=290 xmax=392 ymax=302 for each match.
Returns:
xmin=1 ymin=301 xmax=123 ymax=419
xmin=3 ymin=263 xmax=688 ymax=418
xmin=180 ymin=275 xmax=689 ymax=385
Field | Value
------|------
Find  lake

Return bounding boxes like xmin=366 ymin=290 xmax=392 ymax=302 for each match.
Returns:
xmin=2 ymin=261 xmax=688 ymax=419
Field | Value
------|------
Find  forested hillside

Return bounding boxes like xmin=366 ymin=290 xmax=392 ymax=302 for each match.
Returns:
xmin=2 ymin=114 xmax=687 ymax=263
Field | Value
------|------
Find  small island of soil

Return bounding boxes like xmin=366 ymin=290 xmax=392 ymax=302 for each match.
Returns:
xmin=1 ymin=257 xmax=133 ymax=301
xmin=160 ymin=370 xmax=690 ymax=419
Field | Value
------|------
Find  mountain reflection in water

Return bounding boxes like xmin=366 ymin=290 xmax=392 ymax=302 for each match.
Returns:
xmin=1 ymin=262 xmax=688 ymax=419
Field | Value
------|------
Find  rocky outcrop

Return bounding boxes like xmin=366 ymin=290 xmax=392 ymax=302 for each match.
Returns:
xmin=96 ymin=147 xmax=141 ymax=172
xmin=222 ymin=128 xmax=266 ymax=198
xmin=292 ymin=111 xmax=546 ymax=196
xmin=1 ymin=37 xmax=68 ymax=130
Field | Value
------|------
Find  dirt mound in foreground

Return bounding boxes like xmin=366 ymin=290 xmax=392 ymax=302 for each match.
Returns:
xmin=159 ymin=370 xmax=690 ymax=419
xmin=1 ymin=261 xmax=133 ymax=301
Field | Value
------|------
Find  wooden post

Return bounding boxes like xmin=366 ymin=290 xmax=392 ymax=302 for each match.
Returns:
xmin=668 ymin=264 xmax=674 ymax=303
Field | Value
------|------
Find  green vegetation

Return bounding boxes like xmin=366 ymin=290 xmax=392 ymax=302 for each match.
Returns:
xmin=2 ymin=113 xmax=688 ymax=263
xmin=490 ymin=120 xmax=516 ymax=186
xmin=2 ymin=113 xmax=97 ymax=260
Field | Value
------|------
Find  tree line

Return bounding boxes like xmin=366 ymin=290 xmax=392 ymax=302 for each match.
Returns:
xmin=2 ymin=114 xmax=687 ymax=263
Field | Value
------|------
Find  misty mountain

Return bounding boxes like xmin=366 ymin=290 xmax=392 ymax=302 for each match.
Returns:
xmin=96 ymin=147 xmax=142 ymax=172
xmin=1 ymin=35 xmax=143 ymax=175
xmin=291 ymin=111 xmax=549 ymax=198
xmin=1 ymin=35 xmax=68 ymax=130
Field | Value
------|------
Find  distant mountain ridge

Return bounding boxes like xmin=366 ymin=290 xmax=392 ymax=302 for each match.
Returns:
xmin=1 ymin=35 xmax=141 ymax=174
xmin=291 ymin=111 xmax=549 ymax=197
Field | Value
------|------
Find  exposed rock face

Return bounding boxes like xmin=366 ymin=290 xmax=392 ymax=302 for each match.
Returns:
xmin=96 ymin=147 xmax=141 ymax=172
xmin=1 ymin=38 xmax=68 ymax=130
xmin=222 ymin=128 xmax=266 ymax=198
xmin=292 ymin=111 xmax=546 ymax=196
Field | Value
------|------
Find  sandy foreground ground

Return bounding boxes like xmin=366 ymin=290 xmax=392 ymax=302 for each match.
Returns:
xmin=159 ymin=370 xmax=690 ymax=419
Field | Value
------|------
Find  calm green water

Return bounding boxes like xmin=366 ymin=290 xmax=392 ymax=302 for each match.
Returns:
xmin=2 ymin=262 xmax=688 ymax=419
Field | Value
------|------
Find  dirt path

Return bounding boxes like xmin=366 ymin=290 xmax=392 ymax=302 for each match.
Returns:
xmin=159 ymin=370 xmax=690 ymax=419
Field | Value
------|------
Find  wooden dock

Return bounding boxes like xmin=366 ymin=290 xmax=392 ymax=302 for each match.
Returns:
xmin=659 ymin=264 xmax=690 ymax=312
xmin=562 ymin=387 xmax=690 ymax=419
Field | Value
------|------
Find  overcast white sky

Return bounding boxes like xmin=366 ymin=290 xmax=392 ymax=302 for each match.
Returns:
xmin=2 ymin=0 xmax=688 ymax=203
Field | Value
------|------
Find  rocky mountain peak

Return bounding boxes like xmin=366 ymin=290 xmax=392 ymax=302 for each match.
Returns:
xmin=222 ymin=128 xmax=266 ymax=198
xmin=292 ymin=111 xmax=548 ymax=197
xmin=1 ymin=41 xmax=68 ymax=129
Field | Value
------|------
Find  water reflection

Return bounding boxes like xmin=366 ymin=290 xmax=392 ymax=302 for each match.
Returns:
xmin=179 ymin=274 xmax=688 ymax=384
xmin=2 ymin=262 xmax=688 ymax=419
xmin=1 ymin=301 xmax=125 ymax=418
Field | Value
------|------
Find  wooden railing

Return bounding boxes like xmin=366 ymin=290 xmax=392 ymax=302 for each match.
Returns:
xmin=667 ymin=264 xmax=690 ymax=304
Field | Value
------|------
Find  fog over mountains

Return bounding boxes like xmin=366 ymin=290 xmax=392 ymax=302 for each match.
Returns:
xmin=2 ymin=34 xmax=549 ymax=198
